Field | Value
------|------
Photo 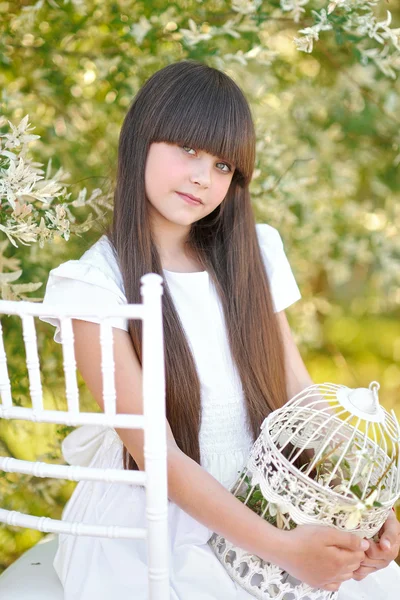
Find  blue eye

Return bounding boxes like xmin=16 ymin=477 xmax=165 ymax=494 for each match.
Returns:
xmin=182 ymin=146 xmax=232 ymax=173
xmin=217 ymin=162 xmax=232 ymax=173
xmin=182 ymin=145 xmax=196 ymax=155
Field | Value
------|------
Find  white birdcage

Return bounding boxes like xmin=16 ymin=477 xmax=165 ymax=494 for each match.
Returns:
xmin=209 ymin=381 xmax=400 ymax=600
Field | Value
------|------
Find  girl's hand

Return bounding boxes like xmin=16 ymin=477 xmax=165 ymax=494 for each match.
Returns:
xmin=352 ymin=510 xmax=400 ymax=581
xmin=277 ymin=525 xmax=369 ymax=592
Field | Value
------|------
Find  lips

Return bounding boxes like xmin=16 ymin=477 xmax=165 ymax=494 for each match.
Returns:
xmin=176 ymin=192 xmax=203 ymax=205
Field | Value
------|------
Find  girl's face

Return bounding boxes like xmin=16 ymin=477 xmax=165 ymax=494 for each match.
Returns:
xmin=144 ymin=142 xmax=235 ymax=229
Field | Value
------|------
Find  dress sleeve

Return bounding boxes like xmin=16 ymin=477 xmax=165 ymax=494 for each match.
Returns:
xmin=39 ymin=259 xmax=129 ymax=344
xmin=256 ymin=223 xmax=302 ymax=313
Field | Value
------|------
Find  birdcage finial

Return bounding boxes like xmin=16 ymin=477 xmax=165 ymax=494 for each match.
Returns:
xmin=335 ymin=381 xmax=384 ymax=422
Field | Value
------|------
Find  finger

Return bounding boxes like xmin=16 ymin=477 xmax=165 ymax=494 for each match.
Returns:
xmin=330 ymin=531 xmax=369 ymax=553
xmin=379 ymin=511 xmax=400 ymax=551
xmin=360 ymin=556 xmax=387 ymax=568
xmin=352 ymin=566 xmax=377 ymax=581
xmin=337 ymin=547 xmax=366 ymax=565
xmin=367 ymin=540 xmax=398 ymax=561
xmin=365 ymin=539 xmax=380 ymax=557
xmin=337 ymin=572 xmax=354 ymax=583
xmin=348 ymin=563 xmax=365 ymax=572
xmin=380 ymin=533 xmax=400 ymax=552
xmin=322 ymin=582 xmax=341 ymax=592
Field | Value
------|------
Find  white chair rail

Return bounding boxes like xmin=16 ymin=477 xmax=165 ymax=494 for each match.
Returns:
xmin=0 ymin=273 xmax=170 ymax=599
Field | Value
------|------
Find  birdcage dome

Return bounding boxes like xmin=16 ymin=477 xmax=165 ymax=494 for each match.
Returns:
xmin=209 ymin=381 xmax=400 ymax=600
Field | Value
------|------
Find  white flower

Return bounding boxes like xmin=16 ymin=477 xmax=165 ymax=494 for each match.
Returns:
xmin=0 ymin=156 xmax=42 ymax=210
xmin=280 ymin=0 xmax=309 ymax=24
xmin=0 ymin=114 xmax=108 ymax=259
xmin=344 ymin=504 xmax=364 ymax=529
xmin=294 ymin=27 xmax=320 ymax=53
xmin=339 ymin=487 xmax=379 ymax=530
xmin=268 ymin=502 xmax=278 ymax=517
xmin=130 ymin=16 xmax=152 ymax=45
xmin=0 ymin=115 xmax=40 ymax=150
xmin=12 ymin=201 xmax=33 ymax=219
xmin=231 ymin=0 xmax=262 ymax=15
xmin=179 ymin=19 xmax=213 ymax=47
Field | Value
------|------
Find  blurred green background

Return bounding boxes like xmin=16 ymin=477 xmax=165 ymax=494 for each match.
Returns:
xmin=0 ymin=0 xmax=399 ymax=573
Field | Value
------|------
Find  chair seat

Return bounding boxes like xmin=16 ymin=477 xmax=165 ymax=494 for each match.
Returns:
xmin=0 ymin=535 xmax=63 ymax=599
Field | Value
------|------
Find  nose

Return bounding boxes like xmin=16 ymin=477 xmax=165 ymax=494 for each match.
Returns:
xmin=189 ymin=157 xmax=212 ymax=188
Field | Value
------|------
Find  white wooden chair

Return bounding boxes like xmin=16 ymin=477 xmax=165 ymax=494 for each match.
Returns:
xmin=0 ymin=273 xmax=170 ymax=599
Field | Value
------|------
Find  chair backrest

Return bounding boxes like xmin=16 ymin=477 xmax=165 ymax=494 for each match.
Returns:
xmin=0 ymin=273 xmax=170 ymax=599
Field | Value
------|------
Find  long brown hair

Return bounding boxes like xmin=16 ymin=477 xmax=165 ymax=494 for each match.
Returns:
xmin=104 ymin=60 xmax=287 ymax=470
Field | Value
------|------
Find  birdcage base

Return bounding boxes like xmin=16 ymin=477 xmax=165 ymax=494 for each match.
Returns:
xmin=208 ymin=532 xmax=337 ymax=600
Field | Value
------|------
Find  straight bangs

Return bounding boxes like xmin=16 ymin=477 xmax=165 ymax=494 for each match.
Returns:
xmin=148 ymin=69 xmax=255 ymax=185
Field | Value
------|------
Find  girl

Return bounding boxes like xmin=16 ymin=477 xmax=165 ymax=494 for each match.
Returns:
xmin=40 ymin=60 xmax=400 ymax=599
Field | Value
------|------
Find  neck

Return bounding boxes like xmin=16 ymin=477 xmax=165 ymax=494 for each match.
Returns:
xmin=149 ymin=209 xmax=192 ymax=265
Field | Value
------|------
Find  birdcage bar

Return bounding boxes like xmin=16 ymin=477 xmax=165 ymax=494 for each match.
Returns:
xmin=231 ymin=468 xmax=248 ymax=496
xmin=287 ymin=390 xmax=332 ymax=414
xmin=286 ymin=407 xmax=349 ymax=470
xmin=295 ymin=397 xmax=338 ymax=413
xmin=261 ymin=503 xmax=269 ymax=519
xmin=244 ymin=483 xmax=257 ymax=505
xmin=391 ymin=409 xmax=400 ymax=493
xmin=279 ymin=396 xmax=330 ymax=428
xmin=59 ymin=317 xmax=80 ymax=414
xmin=281 ymin=405 xmax=340 ymax=462
xmin=387 ymin=438 xmax=396 ymax=498
xmin=21 ymin=314 xmax=44 ymax=411
xmin=362 ymin=425 xmax=386 ymax=500
xmin=324 ymin=417 xmax=362 ymax=487
xmin=290 ymin=383 xmax=336 ymax=405
xmin=386 ymin=411 xmax=400 ymax=441
xmin=344 ymin=420 xmax=371 ymax=493
xmin=361 ymin=423 xmax=380 ymax=500
xmin=303 ymin=411 xmax=355 ymax=476
xmin=273 ymin=399 xmax=344 ymax=453
xmin=378 ymin=421 xmax=388 ymax=457
xmin=292 ymin=384 xmax=340 ymax=409
xmin=376 ymin=422 xmax=389 ymax=497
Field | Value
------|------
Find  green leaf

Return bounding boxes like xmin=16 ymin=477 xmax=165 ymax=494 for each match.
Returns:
xmin=350 ymin=484 xmax=363 ymax=499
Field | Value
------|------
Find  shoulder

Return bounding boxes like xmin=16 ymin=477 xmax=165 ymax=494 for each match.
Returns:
xmin=46 ymin=234 xmax=126 ymax=301
xmin=81 ymin=235 xmax=124 ymax=291
xmin=255 ymin=223 xmax=287 ymax=272
xmin=40 ymin=236 xmax=128 ymax=343
xmin=255 ymin=223 xmax=284 ymax=253
xmin=255 ymin=223 xmax=301 ymax=312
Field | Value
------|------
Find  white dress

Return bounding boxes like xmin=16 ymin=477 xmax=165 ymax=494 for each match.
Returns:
xmin=39 ymin=224 xmax=400 ymax=600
